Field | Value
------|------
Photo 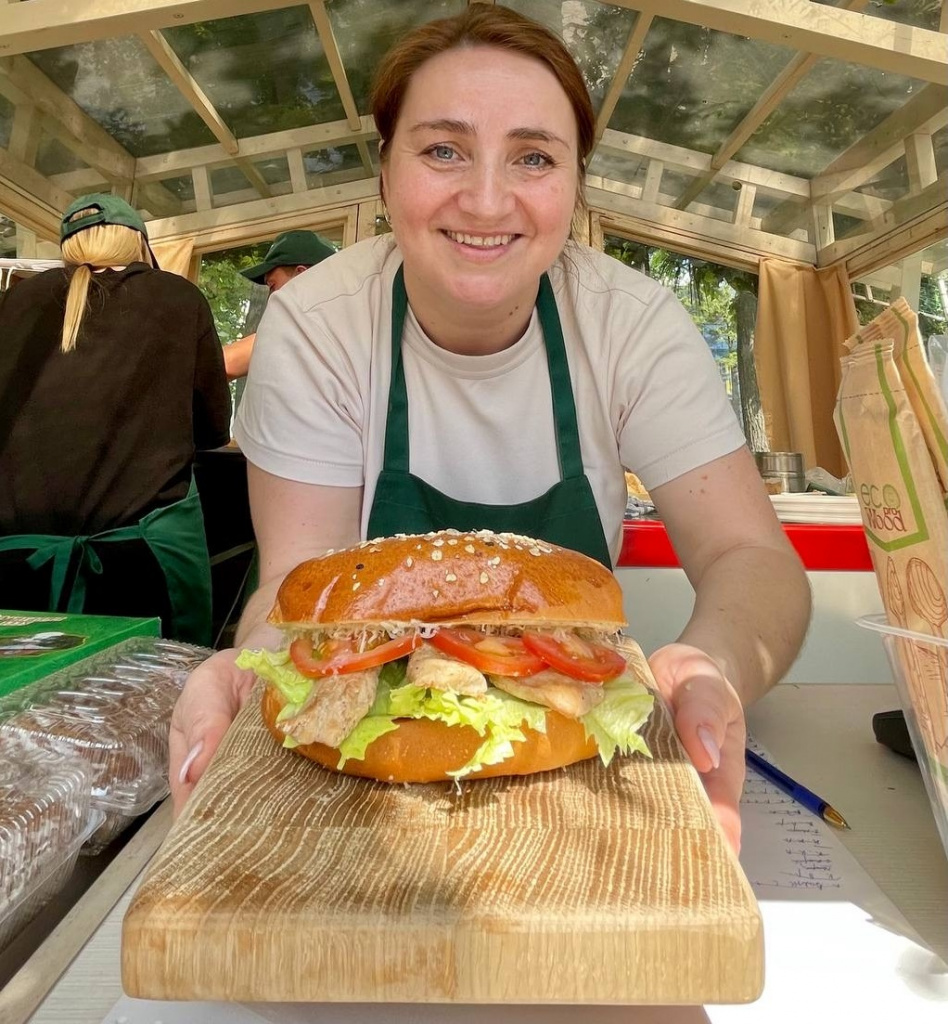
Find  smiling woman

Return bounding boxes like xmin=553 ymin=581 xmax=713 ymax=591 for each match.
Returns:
xmin=170 ymin=5 xmax=811 ymax=856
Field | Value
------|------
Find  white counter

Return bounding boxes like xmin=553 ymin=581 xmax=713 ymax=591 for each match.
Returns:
xmin=4 ymin=684 xmax=946 ymax=1024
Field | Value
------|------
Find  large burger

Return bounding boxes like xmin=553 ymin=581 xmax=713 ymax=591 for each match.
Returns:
xmin=237 ymin=529 xmax=653 ymax=782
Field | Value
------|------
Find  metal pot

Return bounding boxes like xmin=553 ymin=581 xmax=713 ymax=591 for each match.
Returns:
xmin=753 ymin=451 xmax=806 ymax=493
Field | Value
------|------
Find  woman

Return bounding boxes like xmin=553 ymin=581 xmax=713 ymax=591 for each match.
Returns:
xmin=170 ymin=6 xmax=810 ymax=849
xmin=0 ymin=193 xmax=231 ymax=645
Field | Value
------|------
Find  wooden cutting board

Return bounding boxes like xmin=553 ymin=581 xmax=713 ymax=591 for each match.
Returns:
xmin=122 ymin=639 xmax=762 ymax=1004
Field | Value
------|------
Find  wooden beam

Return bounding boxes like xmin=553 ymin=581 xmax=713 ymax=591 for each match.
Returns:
xmin=138 ymin=29 xmax=238 ymax=155
xmin=145 ymin=174 xmax=378 ymax=244
xmin=4 ymin=0 xmax=946 ymax=82
xmin=0 ymin=54 xmax=134 ymax=183
xmin=586 ymin=182 xmax=816 ymax=264
xmin=820 ymin=173 xmax=948 ymax=266
xmin=286 ymin=148 xmax=307 ymax=194
xmin=7 ymin=103 xmax=41 ymax=165
xmin=0 ymin=176 xmax=60 ymax=239
xmin=0 ymin=0 xmax=292 ymax=57
xmin=599 ymin=128 xmax=810 ymax=198
xmin=905 ymin=133 xmax=938 ymax=191
xmin=762 ymin=83 xmax=948 ymax=234
xmin=191 ymin=165 xmax=211 ymax=211
xmin=0 ymin=145 xmax=75 ymax=213
xmin=134 ymin=115 xmax=376 ymax=182
xmin=233 ymin=157 xmax=272 ymax=199
xmin=307 ymin=2 xmax=374 ymax=177
xmin=593 ymin=13 xmax=654 ymax=143
xmin=608 ymin=0 xmax=948 ymax=83
xmin=673 ymin=0 xmax=873 ymax=212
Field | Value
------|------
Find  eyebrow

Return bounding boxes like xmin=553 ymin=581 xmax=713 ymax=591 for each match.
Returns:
xmin=408 ymin=120 xmax=570 ymax=147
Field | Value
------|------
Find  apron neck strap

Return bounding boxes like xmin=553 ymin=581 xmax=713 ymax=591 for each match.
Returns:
xmin=383 ymin=265 xmax=584 ymax=480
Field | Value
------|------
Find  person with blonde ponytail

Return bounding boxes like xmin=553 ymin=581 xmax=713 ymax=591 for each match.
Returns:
xmin=0 ymin=193 xmax=230 ymax=645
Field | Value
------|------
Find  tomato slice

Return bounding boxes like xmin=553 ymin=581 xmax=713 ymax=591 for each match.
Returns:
xmin=520 ymin=631 xmax=626 ymax=683
xmin=290 ymin=634 xmax=422 ymax=678
xmin=428 ymin=627 xmax=546 ymax=678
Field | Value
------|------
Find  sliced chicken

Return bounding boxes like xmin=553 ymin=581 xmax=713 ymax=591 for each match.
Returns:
xmin=278 ymin=666 xmax=380 ymax=747
xmin=489 ymin=668 xmax=605 ymax=719
xmin=406 ymin=642 xmax=488 ymax=696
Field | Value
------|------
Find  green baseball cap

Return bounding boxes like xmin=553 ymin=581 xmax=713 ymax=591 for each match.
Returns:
xmin=60 ymin=193 xmax=150 ymax=244
xmin=240 ymin=230 xmax=336 ymax=284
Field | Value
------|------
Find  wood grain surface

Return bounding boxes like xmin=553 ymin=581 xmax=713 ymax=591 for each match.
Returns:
xmin=122 ymin=640 xmax=763 ymax=1005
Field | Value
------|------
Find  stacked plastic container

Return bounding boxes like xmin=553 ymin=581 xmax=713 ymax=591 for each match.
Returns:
xmin=0 ymin=637 xmax=211 ymax=944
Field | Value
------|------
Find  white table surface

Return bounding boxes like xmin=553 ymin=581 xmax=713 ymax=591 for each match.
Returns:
xmin=7 ymin=683 xmax=948 ymax=1024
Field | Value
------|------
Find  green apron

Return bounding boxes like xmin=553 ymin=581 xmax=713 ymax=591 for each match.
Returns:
xmin=366 ymin=266 xmax=612 ymax=568
xmin=0 ymin=479 xmax=212 ymax=645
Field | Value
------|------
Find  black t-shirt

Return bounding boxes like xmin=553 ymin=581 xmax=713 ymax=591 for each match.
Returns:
xmin=0 ymin=263 xmax=231 ymax=535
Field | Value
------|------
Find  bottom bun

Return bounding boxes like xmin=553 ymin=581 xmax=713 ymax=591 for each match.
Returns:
xmin=261 ymin=684 xmax=599 ymax=783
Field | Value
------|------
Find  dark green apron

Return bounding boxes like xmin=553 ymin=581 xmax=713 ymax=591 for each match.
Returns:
xmin=366 ymin=266 xmax=612 ymax=568
xmin=0 ymin=479 xmax=212 ymax=645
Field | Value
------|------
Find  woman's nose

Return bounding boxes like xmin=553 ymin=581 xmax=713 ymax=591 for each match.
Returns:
xmin=455 ymin=162 xmax=515 ymax=219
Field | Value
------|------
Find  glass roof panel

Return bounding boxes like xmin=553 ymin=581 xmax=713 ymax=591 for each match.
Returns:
xmin=607 ymin=18 xmax=796 ymax=155
xmin=858 ymin=153 xmax=909 ymax=203
xmin=506 ymin=0 xmax=638 ymax=113
xmin=303 ymin=143 xmax=365 ymax=188
xmin=0 ymin=93 xmax=13 ymax=151
xmin=735 ymin=56 xmax=925 ymax=179
xmin=0 ymin=215 xmax=17 ymax=259
xmin=817 ymin=0 xmax=943 ymax=31
xmin=156 ymin=175 xmax=195 ymax=204
xmin=691 ymin=180 xmax=739 ymax=220
xmin=328 ymin=0 xmax=467 ymax=114
xmin=161 ymin=8 xmax=346 ymax=138
xmin=587 ymin=148 xmax=647 ymax=190
xmin=27 ymin=36 xmax=216 ymax=157
xmin=210 ymin=165 xmax=253 ymax=200
xmin=254 ymin=155 xmax=291 ymax=188
xmin=34 ymin=134 xmax=89 ymax=177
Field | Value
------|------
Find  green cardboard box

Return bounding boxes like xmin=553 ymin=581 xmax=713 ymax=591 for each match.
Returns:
xmin=0 ymin=609 xmax=161 ymax=699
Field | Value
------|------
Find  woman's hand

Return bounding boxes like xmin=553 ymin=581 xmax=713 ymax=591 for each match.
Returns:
xmin=169 ymin=648 xmax=258 ymax=817
xmin=648 ymin=642 xmax=746 ymax=853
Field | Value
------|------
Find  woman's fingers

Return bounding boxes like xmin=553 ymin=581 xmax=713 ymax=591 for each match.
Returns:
xmin=169 ymin=648 xmax=256 ymax=817
xmin=649 ymin=643 xmax=746 ymax=853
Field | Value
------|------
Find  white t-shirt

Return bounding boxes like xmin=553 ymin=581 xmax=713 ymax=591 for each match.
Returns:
xmin=234 ymin=235 xmax=745 ymax=563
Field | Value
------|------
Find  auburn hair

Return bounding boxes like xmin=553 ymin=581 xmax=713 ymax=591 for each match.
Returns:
xmin=371 ymin=4 xmax=595 ymax=180
xmin=59 ymin=218 xmax=151 ymax=353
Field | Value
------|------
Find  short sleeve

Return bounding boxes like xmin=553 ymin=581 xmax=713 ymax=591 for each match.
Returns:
xmin=232 ymin=285 xmax=367 ymax=486
xmin=610 ymin=286 xmax=746 ymax=490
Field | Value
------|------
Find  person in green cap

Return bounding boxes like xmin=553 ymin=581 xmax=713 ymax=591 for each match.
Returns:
xmin=0 ymin=193 xmax=231 ymax=645
xmin=224 ymin=230 xmax=336 ymax=380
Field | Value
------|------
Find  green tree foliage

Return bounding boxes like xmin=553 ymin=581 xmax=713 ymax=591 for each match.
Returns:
xmin=604 ymin=236 xmax=769 ymax=450
xmin=197 ymin=243 xmax=270 ymax=346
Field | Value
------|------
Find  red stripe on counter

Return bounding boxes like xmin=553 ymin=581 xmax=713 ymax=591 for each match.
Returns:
xmin=618 ymin=520 xmax=873 ymax=572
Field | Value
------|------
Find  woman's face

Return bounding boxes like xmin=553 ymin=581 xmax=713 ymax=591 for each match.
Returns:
xmin=382 ymin=45 xmax=579 ymax=318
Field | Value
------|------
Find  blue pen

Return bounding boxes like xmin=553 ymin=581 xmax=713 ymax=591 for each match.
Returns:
xmin=745 ymin=748 xmax=850 ymax=829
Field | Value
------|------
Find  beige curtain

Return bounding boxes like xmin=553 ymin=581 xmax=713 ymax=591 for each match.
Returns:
xmin=150 ymin=238 xmax=194 ymax=278
xmin=755 ymin=258 xmax=859 ymax=478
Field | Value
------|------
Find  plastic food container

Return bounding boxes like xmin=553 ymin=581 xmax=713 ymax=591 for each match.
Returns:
xmin=0 ymin=637 xmax=211 ymax=854
xmin=857 ymin=614 xmax=948 ymax=859
xmin=0 ymin=737 xmax=103 ymax=946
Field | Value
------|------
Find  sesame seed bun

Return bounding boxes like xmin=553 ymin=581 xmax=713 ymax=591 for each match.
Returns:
xmin=260 ymin=683 xmax=600 ymax=783
xmin=268 ymin=530 xmax=626 ymax=631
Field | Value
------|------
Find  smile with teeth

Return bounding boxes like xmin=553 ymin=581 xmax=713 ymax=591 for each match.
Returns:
xmin=445 ymin=231 xmax=516 ymax=247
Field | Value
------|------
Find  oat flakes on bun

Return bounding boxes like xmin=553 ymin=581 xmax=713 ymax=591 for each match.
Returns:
xmin=237 ymin=530 xmax=654 ymax=783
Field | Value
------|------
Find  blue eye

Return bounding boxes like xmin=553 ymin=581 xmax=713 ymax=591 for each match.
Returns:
xmin=522 ymin=151 xmax=553 ymax=168
xmin=431 ymin=144 xmax=455 ymax=160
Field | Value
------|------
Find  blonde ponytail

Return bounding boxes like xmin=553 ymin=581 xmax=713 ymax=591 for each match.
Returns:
xmin=59 ymin=218 xmax=150 ymax=353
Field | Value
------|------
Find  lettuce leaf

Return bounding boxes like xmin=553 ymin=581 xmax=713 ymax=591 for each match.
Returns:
xmin=580 ymin=674 xmax=654 ymax=767
xmin=236 ymin=647 xmax=314 ymax=705
xmin=237 ymin=645 xmax=654 ymax=775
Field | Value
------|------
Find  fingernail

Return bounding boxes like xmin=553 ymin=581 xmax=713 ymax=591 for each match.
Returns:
xmin=697 ymin=725 xmax=720 ymax=770
xmin=178 ymin=739 xmax=204 ymax=784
